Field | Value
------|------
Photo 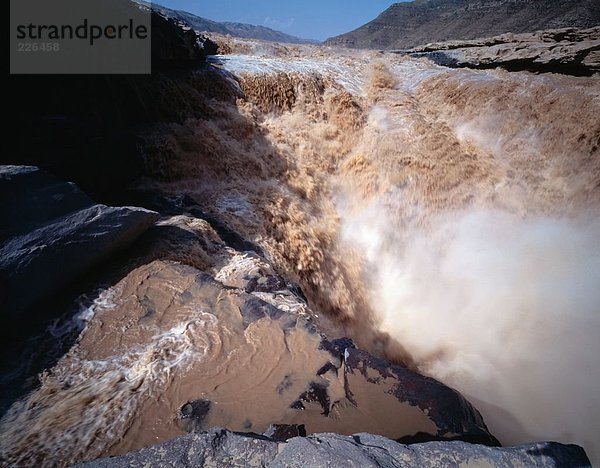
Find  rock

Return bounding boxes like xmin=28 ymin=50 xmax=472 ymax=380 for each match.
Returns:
xmin=343 ymin=348 xmax=498 ymax=446
xmin=0 ymin=166 xmax=158 ymax=321
xmin=77 ymin=428 xmax=279 ymax=468
xmin=263 ymin=424 xmax=306 ymax=441
xmin=403 ymin=27 xmax=600 ymax=76
xmin=97 ymin=192 xmax=266 ymax=257
xmin=0 ymin=165 xmax=92 ymax=242
xmin=275 ymin=434 xmax=591 ymax=468
xmin=151 ymin=11 xmax=217 ymax=69
xmin=77 ymin=427 xmax=591 ymax=467
xmin=179 ymin=399 xmax=212 ymax=433
xmin=325 ymin=0 xmax=600 ymax=50
xmin=5 ymin=3 xmax=227 ymax=198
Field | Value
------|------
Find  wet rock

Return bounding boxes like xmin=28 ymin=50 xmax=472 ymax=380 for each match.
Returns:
xmin=179 ymin=399 xmax=212 ymax=432
xmin=403 ymin=27 xmax=600 ymax=76
xmin=78 ymin=427 xmax=591 ymax=467
xmin=284 ymin=338 xmax=500 ymax=446
xmin=121 ymin=192 xmax=265 ymax=257
xmin=315 ymin=338 xmax=356 ymax=375
xmin=239 ymin=296 xmax=286 ymax=328
xmin=245 ymin=274 xmax=288 ymax=294
xmin=343 ymin=348 xmax=499 ymax=446
xmin=130 ymin=215 xmax=225 ymax=272
xmin=263 ymin=424 xmax=306 ymax=441
xmin=320 ymin=337 xmax=356 ymax=360
xmin=291 ymin=382 xmax=331 ymax=416
xmin=0 ymin=166 xmax=158 ymax=321
xmin=182 ymin=204 xmax=265 ymax=257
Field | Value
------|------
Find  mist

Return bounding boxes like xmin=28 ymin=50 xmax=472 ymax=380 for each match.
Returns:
xmin=344 ymin=206 xmax=600 ymax=462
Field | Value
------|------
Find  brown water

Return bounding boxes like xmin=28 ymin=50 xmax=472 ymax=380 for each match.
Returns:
xmin=1 ymin=41 xmax=599 ymax=465
xmin=0 ymin=257 xmax=437 ymax=466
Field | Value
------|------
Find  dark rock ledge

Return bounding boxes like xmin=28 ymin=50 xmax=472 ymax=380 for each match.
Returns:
xmin=0 ymin=166 xmax=159 ymax=322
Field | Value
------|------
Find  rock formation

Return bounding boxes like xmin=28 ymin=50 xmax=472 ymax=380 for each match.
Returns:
xmin=326 ymin=0 xmax=600 ymax=50
xmin=5 ymin=10 xmax=220 ymax=198
xmin=402 ymin=27 xmax=600 ymax=75
xmin=0 ymin=166 xmax=158 ymax=322
xmin=79 ymin=427 xmax=590 ymax=467
xmin=151 ymin=10 xmax=218 ymax=68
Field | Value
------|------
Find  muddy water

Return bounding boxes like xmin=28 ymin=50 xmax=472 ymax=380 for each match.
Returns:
xmin=196 ymin=47 xmax=600 ymax=462
xmin=0 ymin=260 xmax=327 ymax=465
xmin=1 ymin=40 xmax=599 ymax=465
xmin=0 ymin=259 xmax=439 ymax=466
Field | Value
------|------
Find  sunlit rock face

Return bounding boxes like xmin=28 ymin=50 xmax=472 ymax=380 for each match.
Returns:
xmin=403 ymin=27 xmax=600 ymax=76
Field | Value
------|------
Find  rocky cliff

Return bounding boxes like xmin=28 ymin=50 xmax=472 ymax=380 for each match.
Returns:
xmin=5 ymin=10 xmax=220 ymax=200
xmin=326 ymin=0 xmax=600 ymax=50
xmin=403 ymin=27 xmax=600 ymax=75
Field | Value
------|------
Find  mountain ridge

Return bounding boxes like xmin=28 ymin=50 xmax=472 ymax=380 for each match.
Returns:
xmin=325 ymin=0 xmax=600 ymax=50
xmin=154 ymin=4 xmax=317 ymax=44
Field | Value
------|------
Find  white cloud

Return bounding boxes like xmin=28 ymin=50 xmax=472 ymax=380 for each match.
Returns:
xmin=262 ymin=16 xmax=296 ymax=31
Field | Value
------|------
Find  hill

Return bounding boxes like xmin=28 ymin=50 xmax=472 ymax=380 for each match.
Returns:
xmin=155 ymin=5 xmax=316 ymax=44
xmin=325 ymin=0 xmax=600 ymax=49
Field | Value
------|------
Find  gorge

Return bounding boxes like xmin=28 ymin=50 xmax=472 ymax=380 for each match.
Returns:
xmin=2 ymin=3 xmax=599 ymax=467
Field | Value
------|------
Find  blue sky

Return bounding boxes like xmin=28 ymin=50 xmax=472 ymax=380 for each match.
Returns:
xmin=155 ymin=1 xmax=401 ymax=41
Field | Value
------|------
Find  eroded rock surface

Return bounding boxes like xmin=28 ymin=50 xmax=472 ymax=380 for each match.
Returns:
xmin=79 ymin=427 xmax=591 ymax=468
xmin=404 ymin=27 xmax=600 ymax=75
